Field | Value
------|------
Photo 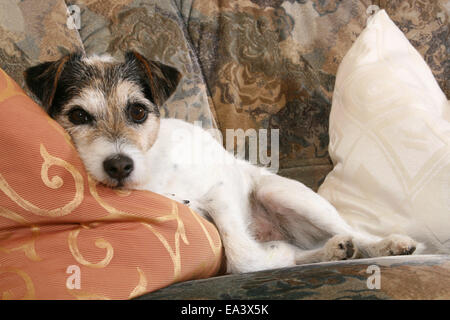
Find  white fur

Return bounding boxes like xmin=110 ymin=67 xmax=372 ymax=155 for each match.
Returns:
xmin=77 ymin=135 xmax=150 ymax=188
xmin=67 ymin=88 xmax=107 ymax=116
xmin=46 ymin=52 xmax=418 ymax=274
xmin=82 ymin=54 xmax=115 ymax=65
xmin=117 ymin=119 xmax=417 ymax=273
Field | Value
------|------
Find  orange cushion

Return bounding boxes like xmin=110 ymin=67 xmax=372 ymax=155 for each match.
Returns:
xmin=0 ymin=68 xmax=223 ymax=300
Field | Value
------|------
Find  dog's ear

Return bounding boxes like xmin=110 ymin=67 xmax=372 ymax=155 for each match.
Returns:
xmin=125 ymin=51 xmax=182 ymax=106
xmin=23 ymin=53 xmax=81 ymax=113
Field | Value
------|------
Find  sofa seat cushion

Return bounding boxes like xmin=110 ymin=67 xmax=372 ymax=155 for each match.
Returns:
xmin=137 ymin=255 xmax=450 ymax=300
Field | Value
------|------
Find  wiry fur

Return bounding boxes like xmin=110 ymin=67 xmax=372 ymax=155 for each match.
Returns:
xmin=25 ymin=52 xmax=418 ymax=274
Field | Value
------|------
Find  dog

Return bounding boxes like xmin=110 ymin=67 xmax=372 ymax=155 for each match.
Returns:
xmin=24 ymin=51 xmax=417 ymax=273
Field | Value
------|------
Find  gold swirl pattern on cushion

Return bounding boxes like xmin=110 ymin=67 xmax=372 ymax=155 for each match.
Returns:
xmin=0 ymin=222 xmax=41 ymax=264
xmin=68 ymin=223 xmax=114 ymax=269
xmin=188 ymin=208 xmax=222 ymax=259
xmin=0 ymin=144 xmax=84 ymax=217
xmin=128 ymin=267 xmax=148 ymax=299
xmin=0 ymin=267 xmax=35 ymax=300
xmin=0 ymin=207 xmax=41 ymax=262
xmin=141 ymin=202 xmax=189 ymax=282
xmin=88 ymin=174 xmax=179 ymax=223
xmin=88 ymin=174 xmax=222 ymax=282
xmin=88 ymin=177 xmax=193 ymax=280
xmin=0 ymin=68 xmax=223 ymax=299
xmin=67 ymin=289 xmax=110 ymax=300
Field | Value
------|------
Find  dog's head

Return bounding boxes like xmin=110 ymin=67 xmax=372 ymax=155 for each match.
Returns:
xmin=24 ymin=51 xmax=181 ymax=188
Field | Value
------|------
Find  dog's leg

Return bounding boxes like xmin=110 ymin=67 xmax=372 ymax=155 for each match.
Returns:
xmin=262 ymin=234 xmax=356 ymax=265
xmin=198 ymin=182 xmax=300 ymax=273
xmin=353 ymin=234 xmax=417 ymax=258
xmin=254 ymin=172 xmax=417 ymax=262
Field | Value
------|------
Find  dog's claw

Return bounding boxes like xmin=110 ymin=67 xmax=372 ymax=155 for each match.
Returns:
xmin=376 ymin=234 xmax=417 ymax=256
xmin=323 ymin=235 xmax=357 ymax=261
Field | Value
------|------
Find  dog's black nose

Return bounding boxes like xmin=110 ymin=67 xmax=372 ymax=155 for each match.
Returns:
xmin=103 ymin=154 xmax=134 ymax=181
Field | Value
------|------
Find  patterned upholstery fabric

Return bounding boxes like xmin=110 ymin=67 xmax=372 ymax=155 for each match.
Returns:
xmin=137 ymin=255 xmax=450 ymax=299
xmin=0 ymin=0 xmax=447 ymax=189
xmin=70 ymin=0 xmax=218 ymax=129
xmin=183 ymin=0 xmax=449 ymax=189
xmin=0 ymin=0 xmax=83 ymax=89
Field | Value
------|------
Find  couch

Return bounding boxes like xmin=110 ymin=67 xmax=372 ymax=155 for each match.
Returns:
xmin=0 ymin=0 xmax=448 ymax=299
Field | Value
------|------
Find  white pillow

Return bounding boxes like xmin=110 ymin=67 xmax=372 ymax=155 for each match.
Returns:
xmin=318 ymin=10 xmax=450 ymax=254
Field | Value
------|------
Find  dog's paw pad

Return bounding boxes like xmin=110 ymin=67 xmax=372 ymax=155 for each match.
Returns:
xmin=324 ymin=235 xmax=356 ymax=261
xmin=378 ymin=234 xmax=417 ymax=256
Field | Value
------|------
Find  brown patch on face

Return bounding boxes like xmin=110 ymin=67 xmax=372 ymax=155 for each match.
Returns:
xmin=103 ymin=79 xmax=160 ymax=152
xmin=26 ymin=52 xmax=181 ymax=188
xmin=129 ymin=113 xmax=160 ymax=152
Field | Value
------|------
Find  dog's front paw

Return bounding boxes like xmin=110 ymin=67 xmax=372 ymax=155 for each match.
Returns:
xmin=376 ymin=234 xmax=416 ymax=256
xmin=323 ymin=235 xmax=357 ymax=261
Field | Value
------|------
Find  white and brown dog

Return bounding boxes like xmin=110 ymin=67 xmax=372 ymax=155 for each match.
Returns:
xmin=24 ymin=52 xmax=417 ymax=274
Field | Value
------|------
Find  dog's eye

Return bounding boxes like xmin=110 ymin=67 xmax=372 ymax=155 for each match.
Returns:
xmin=68 ymin=107 xmax=93 ymax=125
xmin=128 ymin=103 xmax=148 ymax=124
